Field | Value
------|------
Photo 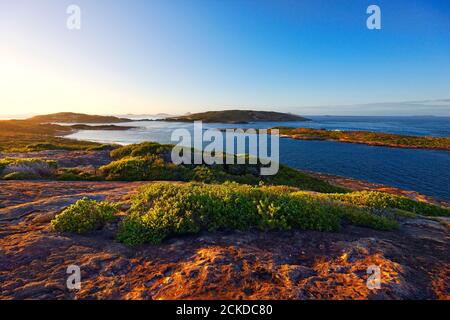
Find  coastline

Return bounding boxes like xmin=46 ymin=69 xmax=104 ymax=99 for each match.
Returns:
xmin=1 ymin=145 xmax=449 ymax=206
xmin=305 ymin=170 xmax=450 ymax=207
xmin=212 ymin=127 xmax=450 ymax=151
xmin=280 ymin=134 xmax=450 ymax=151
xmin=57 ymin=126 xmax=449 ymax=202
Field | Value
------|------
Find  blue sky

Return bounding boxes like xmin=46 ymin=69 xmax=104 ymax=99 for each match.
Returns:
xmin=1 ymin=0 xmax=449 ymax=115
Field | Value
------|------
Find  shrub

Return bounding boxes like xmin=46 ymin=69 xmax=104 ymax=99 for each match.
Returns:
xmin=266 ymin=165 xmax=347 ymax=193
xmin=324 ymin=191 xmax=449 ymax=217
xmin=339 ymin=207 xmax=399 ymax=230
xmin=56 ymin=168 xmax=103 ymax=181
xmin=100 ymin=141 xmax=344 ymax=193
xmin=110 ymin=142 xmax=173 ymax=159
xmin=190 ymin=165 xmax=219 ymax=183
xmin=87 ymin=144 xmax=112 ymax=151
xmin=51 ymin=198 xmax=119 ymax=233
xmin=100 ymin=155 xmax=188 ymax=181
xmin=117 ymin=182 xmax=396 ymax=246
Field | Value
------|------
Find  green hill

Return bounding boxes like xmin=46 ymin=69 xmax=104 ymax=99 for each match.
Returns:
xmin=166 ymin=110 xmax=310 ymax=123
xmin=28 ymin=112 xmax=132 ymax=123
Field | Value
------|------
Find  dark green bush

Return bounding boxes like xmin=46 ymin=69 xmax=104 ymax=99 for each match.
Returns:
xmin=117 ymin=182 xmax=395 ymax=246
xmin=3 ymin=171 xmax=34 ymax=180
xmin=86 ymin=144 xmax=113 ymax=151
xmin=266 ymin=165 xmax=347 ymax=193
xmin=51 ymin=197 xmax=119 ymax=233
xmin=56 ymin=168 xmax=103 ymax=181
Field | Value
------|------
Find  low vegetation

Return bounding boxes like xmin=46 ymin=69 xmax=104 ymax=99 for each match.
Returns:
xmin=56 ymin=168 xmax=104 ymax=181
xmin=0 ymin=158 xmax=57 ymax=179
xmin=50 ymin=184 xmax=448 ymax=246
xmin=51 ymin=198 xmax=119 ymax=233
xmin=110 ymin=141 xmax=173 ymax=159
xmin=275 ymin=127 xmax=450 ymax=150
xmin=100 ymin=142 xmax=344 ymax=193
xmin=100 ymin=154 xmax=188 ymax=181
xmin=116 ymin=182 xmax=399 ymax=246
xmin=323 ymin=191 xmax=449 ymax=217
xmin=0 ymin=119 xmax=112 ymax=152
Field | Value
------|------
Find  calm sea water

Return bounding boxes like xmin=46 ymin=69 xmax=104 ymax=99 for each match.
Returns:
xmin=66 ymin=116 xmax=450 ymax=201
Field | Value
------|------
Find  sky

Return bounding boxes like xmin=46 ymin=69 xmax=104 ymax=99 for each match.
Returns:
xmin=0 ymin=0 xmax=449 ymax=116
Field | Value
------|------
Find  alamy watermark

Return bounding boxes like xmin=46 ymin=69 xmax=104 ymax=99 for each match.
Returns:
xmin=171 ymin=122 xmax=280 ymax=176
xmin=66 ymin=265 xmax=81 ymax=290
xmin=66 ymin=5 xmax=81 ymax=30
xmin=367 ymin=265 xmax=381 ymax=290
xmin=367 ymin=5 xmax=381 ymax=30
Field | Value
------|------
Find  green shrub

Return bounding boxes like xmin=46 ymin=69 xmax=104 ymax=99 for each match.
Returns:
xmin=100 ymin=142 xmax=344 ymax=193
xmin=51 ymin=197 xmax=119 ymax=233
xmin=266 ymin=165 xmax=347 ymax=193
xmin=56 ymin=168 xmax=103 ymax=181
xmin=117 ymin=182 xmax=395 ymax=246
xmin=324 ymin=191 xmax=449 ymax=217
xmin=87 ymin=144 xmax=112 ymax=151
xmin=100 ymin=155 xmax=188 ymax=181
xmin=339 ymin=207 xmax=399 ymax=230
xmin=190 ymin=165 xmax=219 ymax=183
xmin=110 ymin=142 xmax=173 ymax=159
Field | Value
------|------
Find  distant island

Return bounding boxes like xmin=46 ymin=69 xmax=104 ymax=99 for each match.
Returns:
xmin=165 ymin=110 xmax=310 ymax=123
xmin=28 ymin=112 xmax=135 ymax=124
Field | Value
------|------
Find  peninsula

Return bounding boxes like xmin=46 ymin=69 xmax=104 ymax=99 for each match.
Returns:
xmin=275 ymin=127 xmax=450 ymax=151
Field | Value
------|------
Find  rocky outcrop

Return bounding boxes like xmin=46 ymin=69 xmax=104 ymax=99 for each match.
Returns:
xmin=0 ymin=181 xmax=448 ymax=300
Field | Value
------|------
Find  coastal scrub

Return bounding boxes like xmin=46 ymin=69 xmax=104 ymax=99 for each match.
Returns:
xmin=116 ymin=182 xmax=398 ymax=246
xmin=51 ymin=198 xmax=119 ymax=233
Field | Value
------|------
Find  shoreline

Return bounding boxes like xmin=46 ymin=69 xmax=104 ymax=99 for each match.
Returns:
xmin=280 ymin=134 xmax=450 ymax=151
xmin=211 ymin=127 xmax=450 ymax=151
xmin=51 ymin=128 xmax=450 ymax=203
xmin=305 ymin=170 xmax=450 ymax=207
